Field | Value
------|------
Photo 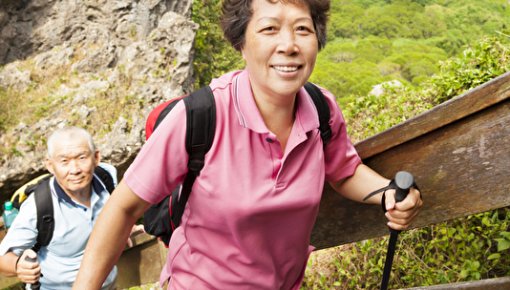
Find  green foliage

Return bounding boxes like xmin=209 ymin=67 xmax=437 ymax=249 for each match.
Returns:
xmin=429 ymin=36 xmax=510 ymax=104
xmin=312 ymin=36 xmax=448 ymax=97
xmin=303 ymin=208 xmax=510 ymax=289
xmin=327 ymin=0 xmax=510 ymax=43
xmin=341 ymin=36 xmax=510 ymax=141
xmin=496 ymin=232 xmax=510 ymax=252
xmin=311 ymin=0 xmax=510 ymax=100
xmin=191 ymin=0 xmax=244 ymax=88
xmin=342 ymin=84 xmax=431 ymax=142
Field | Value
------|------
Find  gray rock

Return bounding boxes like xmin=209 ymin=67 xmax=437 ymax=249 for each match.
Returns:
xmin=0 ymin=0 xmax=195 ymax=197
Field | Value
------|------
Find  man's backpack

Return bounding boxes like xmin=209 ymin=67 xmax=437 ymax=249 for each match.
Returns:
xmin=12 ymin=166 xmax=115 ymax=252
xmin=142 ymin=83 xmax=332 ymax=247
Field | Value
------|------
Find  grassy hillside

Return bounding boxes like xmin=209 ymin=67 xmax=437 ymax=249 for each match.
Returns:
xmin=310 ymin=0 xmax=510 ymax=99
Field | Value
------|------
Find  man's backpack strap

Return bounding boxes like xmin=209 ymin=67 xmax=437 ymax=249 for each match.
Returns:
xmin=31 ymin=177 xmax=54 ymax=253
xmin=304 ymin=82 xmax=332 ymax=146
xmin=171 ymin=86 xmax=216 ymax=229
xmin=94 ymin=166 xmax=115 ymax=193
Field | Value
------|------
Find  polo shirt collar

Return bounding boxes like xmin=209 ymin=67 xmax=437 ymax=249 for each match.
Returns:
xmin=53 ymin=176 xmax=106 ymax=208
xmin=233 ymin=70 xmax=320 ymax=134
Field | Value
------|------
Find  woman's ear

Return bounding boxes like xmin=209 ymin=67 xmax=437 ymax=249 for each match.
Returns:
xmin=241 ymin=48 xmax=247 ymax=61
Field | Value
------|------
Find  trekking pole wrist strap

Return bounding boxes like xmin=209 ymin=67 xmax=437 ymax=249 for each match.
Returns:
xmin=362 ymin=180 xmax=397 ymax=212
xmin=15 ymin=254 xmax=22 ymax=272
xmin=363 ymin=179 xmax=421 ymax=213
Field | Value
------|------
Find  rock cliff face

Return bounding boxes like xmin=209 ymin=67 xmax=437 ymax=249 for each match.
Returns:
xmin=0 ymin=0 xmax=196 ymax=197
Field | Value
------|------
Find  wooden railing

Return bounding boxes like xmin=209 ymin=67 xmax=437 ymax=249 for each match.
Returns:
xmin=311 ymin=70 xmax=510 ymax=249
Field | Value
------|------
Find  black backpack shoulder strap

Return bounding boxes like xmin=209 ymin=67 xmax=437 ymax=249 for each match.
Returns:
xmin=31 ymin=177 xmax=55 ymax=252
xmin=304 ymin=82 xmax=332 ymax=146
xmin=171 ymin=86 xmax=216 ymax=228
xmin=94 ymin=166 xmax=115 ymax=193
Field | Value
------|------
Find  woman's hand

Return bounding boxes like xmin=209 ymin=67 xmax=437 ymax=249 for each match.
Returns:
xmin=384 ymin=187 xmax=423 ymax=231
xmin=126 ymin=224 xmax=146 ymax=247
xmin=331 ymin=164 xmax=424 ymax=231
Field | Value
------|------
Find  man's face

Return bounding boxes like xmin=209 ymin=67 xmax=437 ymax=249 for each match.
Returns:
xmin=45 ymin=137 xmax=99 ymax=197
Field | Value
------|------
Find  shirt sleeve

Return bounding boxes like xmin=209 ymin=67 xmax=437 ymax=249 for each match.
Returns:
xmin=124 ymin=100 xmax=189 ymax=204
xmin=0 ymin=195 xmax=38 ymax=256
xmin=320 ymin=88 xmax=362 ymax=183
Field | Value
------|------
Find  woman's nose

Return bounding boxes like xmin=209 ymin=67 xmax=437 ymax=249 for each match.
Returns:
xmin=277 ymin=30 xmax=299 ymax=55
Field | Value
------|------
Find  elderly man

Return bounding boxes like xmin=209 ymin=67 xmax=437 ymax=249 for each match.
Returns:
xmin=0 ymin=127 xmax=118 ymax=289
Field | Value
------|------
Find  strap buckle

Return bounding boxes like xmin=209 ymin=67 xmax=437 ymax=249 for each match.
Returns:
xmin=187 ymin=158 xmax=204 ymax=175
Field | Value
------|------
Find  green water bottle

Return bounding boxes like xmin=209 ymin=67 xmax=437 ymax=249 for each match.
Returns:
xmin=2 ymin=201 xmax=18 ymax=229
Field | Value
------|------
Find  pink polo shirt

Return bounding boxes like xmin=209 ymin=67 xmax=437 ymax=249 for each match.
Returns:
xmin=124 ymin=70 xmax=361 ymax=290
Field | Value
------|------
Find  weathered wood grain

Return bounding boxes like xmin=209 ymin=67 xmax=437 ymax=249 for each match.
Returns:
xmin=116 ymin=236 xmax=168 ymax=289
xmin=311 ymin=72 xmax=510 ymax=250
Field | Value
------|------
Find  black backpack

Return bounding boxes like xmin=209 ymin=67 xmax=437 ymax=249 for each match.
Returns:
xmin=142 ymin=83 xmax=332 ymax=247
xmin=23 ymin=166 xmax=115 ymax=252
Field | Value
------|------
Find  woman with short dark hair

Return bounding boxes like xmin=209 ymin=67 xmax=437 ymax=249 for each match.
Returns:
xmin=73 ymin=1 xmax=423 ymax=289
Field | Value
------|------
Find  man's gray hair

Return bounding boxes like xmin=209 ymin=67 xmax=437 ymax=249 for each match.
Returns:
xmin=47 ymin=127 xmax=96 ymax=158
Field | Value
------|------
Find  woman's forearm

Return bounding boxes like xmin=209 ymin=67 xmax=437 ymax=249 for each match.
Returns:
xmin=330 ymin=164 xmax=390 ymax=204
xmin=73 ymin=180 xmax=149 ymax=290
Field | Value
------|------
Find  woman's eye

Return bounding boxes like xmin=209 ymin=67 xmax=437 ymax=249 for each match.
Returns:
xmin=262 ymin=26 xmax=276 ymax=32
xmin=297 ymin=26 xmax=313 ymax=33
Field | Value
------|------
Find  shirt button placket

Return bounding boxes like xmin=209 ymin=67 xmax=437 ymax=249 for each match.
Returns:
xmin=265 ymin=135 xmax=283 ymax=182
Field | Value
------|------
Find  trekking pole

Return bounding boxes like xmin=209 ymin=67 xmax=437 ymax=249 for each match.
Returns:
xmin=24 ymin=256 xmax=41 ymax=290
xmin=363 ymin=171 xmax=416 ymax=290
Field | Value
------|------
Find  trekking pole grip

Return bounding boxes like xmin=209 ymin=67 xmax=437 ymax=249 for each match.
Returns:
xmin=393 ymin=171 xmax=414 ymax=203
xmin=24 ymin=256 xmax=41 ymax=290
xmin=379 ymin=171 xmax=415 ymax=290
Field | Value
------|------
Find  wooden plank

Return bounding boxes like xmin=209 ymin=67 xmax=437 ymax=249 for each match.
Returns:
xmin=356 ymin=71 xmax=510 ymax=159
xmin=404 ymin=276 xmax=510 ymax=290
xmin=116 ymin=234 xmax=167 ymax=289
xmin=311 ymin=76 xmax=510 ymax=250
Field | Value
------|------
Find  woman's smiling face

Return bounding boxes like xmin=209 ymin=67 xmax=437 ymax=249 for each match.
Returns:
xmin=241 ymin=0 xmax=319 ymax=102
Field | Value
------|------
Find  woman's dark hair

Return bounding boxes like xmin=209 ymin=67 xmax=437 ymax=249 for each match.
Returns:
xmin=220 ymin=0 xmax=330 ymax=51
